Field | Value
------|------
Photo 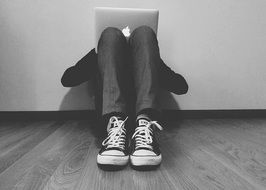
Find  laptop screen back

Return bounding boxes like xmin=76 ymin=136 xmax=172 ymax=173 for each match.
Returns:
xmin=94 ymin=7 xmax=159 ymax=52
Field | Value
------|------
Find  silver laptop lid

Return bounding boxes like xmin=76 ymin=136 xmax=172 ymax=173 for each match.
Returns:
xmin=94 ymin=7 xmax=159 ymax=52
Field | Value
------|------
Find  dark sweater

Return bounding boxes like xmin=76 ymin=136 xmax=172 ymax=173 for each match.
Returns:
xmin=61 ymin=48 xmax=188 ymax=95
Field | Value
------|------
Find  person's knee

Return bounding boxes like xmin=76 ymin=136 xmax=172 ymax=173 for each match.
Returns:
xmin=98 ymin=27 xmax=125 ymax=45
xmin=131 ymin=25 xmax=156 ymax=42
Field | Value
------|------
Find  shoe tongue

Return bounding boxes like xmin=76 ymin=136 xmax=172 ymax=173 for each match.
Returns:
xmin=107 ymin=116 xmax=123 ymax=131
xmin=111 ymin=120 xmax=121 ymax=128
xmin=138 ymin=118 xmax=149 ymax=126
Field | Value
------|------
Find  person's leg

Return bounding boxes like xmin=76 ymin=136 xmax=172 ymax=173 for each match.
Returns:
xmin=97 ymin=27 xmax=130 ymax=167
xmin=128 ymin=25 xmax=161 ymax=120
xmin=97 ymin=27 xmax=129 ymax=118
xmin=128 ymin=25 xmax=163 ymax=168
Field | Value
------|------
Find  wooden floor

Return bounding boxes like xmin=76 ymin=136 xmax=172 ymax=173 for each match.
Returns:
xmin=0 ymin=118 xmax=265 ymax=190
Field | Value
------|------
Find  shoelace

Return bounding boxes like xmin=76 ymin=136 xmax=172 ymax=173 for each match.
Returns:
xmin=132 ymin=120 xmax=163 ymax=150
xmin=102 ymin=116 xmax=128 ymax=150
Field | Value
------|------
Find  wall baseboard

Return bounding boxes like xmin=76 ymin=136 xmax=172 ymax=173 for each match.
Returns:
xmin=0 ymin=110 xmax=265 ymax=121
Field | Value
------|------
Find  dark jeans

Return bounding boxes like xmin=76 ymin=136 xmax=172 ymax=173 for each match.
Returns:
xmin=97 ymin=25 xmax=161 ymax=118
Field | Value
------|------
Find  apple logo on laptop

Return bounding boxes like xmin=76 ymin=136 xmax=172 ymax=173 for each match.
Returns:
xmin=122 ymin=26 xmax=131 ymax=37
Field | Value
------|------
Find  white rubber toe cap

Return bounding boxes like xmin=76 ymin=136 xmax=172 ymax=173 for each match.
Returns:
xmin=97 ymin=154 xmax=129 ymax=165
xmin=130 ymin=154 xmax=162 ymax=166
xmin=101 ymin=150 xmax=125 ymax=156
xmin=132 ymin=149 xmax=156 ymax=156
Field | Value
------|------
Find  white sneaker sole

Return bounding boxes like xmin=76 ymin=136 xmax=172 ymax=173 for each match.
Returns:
xmin=130 ymin=154 xmax=162 ymax=166
xmin=97 ymin=154 xmax=129 ymax=166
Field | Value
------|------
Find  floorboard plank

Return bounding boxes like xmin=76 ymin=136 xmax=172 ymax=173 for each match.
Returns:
xmin=11 ymin=121 xmax=95 ymax=190
xmin=71 ymin=138 xmax=136 ymax=190
xmin=0 ymin=121 xmax=61 ymax=174
xmin=0 ymin=121 xmax=29 ymax=138
xmin=178 ymin=119 xmax=266 ymax=189
xmin=160 ymin=126 xmax=257 ymax=190
xmin=220 ymin=119 xmax=266 ymax=146
xmin=42 ymin=121 xmax=95 ymax=190
xmin=0 ymin=121 xmax=74 ymax=190
xmin=0 ymin=119 xmax=265 ymax=190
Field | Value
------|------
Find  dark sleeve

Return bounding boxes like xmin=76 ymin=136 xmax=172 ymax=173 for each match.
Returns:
xmin=159 ymin=58 xmax=189 ymax=95
xmin=61 ymin=48 xmax=98 ymax=87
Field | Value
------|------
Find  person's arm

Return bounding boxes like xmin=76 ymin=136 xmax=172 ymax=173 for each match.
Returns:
xmin=61 ymin=48 xmax=188 ymax=95
xmin=158 ymin=58 xmax=189 ymax=95
xmin=61 ymin=48 xmax=97 ymax=87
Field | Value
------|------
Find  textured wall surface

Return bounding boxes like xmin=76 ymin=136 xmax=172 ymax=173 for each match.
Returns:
xmin=0 ymin=0 xmax=265 ymax=111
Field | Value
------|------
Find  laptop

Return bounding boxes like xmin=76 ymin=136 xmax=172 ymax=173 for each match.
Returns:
xmin=94 ymin=7 xmax=159 ymax=53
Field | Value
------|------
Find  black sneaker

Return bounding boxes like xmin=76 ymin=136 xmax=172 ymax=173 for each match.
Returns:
xmin=97 ymin=116 xmax=129 ymax=166
xmin=130 ymin=116 xmax=163 ymax=167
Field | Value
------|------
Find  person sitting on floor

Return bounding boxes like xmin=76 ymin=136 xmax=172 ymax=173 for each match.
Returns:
xmin=61 ymin=26 xmax=188 ymax=169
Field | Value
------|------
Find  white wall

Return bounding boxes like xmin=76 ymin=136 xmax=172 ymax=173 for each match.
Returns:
xmin=0 ymin=0 xmax=265 ymax=111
